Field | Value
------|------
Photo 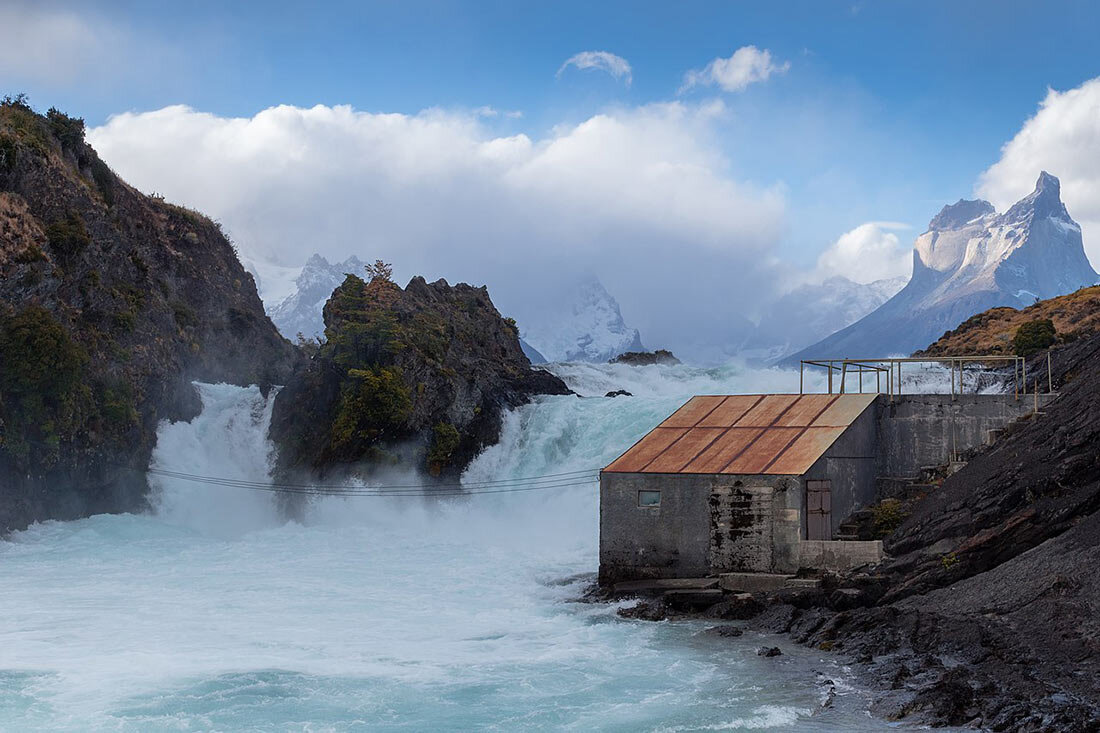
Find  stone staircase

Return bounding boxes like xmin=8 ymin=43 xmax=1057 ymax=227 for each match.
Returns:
xmin=835 ymin=461 xmax=968 ymax=541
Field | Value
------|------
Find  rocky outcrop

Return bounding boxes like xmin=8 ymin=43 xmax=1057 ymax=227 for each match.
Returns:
xmin=0 ymin=98 xmax=299 ymax=532
xmin=609 ymin=349 xmax=680 ymax=366
xmin=269 ymin=271 xmax=570 ymax=480
xmin=787 ymin=173 xmax=1098 ymax=363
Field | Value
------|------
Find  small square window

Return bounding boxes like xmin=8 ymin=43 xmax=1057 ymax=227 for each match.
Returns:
xmin=638 ymin=490 xmax=661 ymax=507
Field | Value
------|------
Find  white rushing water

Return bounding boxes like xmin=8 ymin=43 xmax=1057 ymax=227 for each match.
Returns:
xmin=0 ymin=362 xmax=974 ymax=731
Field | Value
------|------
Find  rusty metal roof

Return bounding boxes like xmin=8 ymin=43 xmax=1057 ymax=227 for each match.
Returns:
xmin=603 ymin=393 xmax=877 ymax=476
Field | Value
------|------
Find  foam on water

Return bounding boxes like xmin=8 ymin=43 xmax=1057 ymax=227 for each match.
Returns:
xmin=0 ymin=365 xmax=959 ymax=731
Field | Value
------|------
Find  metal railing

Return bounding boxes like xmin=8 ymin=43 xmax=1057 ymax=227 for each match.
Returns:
xmin=799 ymin=354 xmax=1051 ymax=400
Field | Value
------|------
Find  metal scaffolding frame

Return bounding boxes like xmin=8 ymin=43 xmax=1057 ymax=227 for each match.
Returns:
xmin=799 ymin=354 xmax=1050 ymax=400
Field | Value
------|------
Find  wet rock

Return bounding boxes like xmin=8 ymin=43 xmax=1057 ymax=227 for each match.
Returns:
xmin=617 ymin=599 xmax=668 ymax=622
xmin=703 ymin=593 xmax=764 ymax=620
xmin=605 ymin=389 xmax=633 ymax=397
xmin=707 ymin=625 xmax=744 ymax=638
xmin=757 ymin=646 xmax=783 ymax=657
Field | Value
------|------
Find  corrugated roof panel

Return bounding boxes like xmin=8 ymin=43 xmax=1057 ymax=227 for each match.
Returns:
xmin=644 ymin=427 xmax=726 ymax=473
xmin=813 ymin=393 xmax=877 ymax=427
xmin=766 ymin=427 xmax=847 ymax=474
xmin=660 ymin=395 xmax=726 ymax=428
xmin=603 ymin=393 xmax=878 ymax=476
xmin=722 ymin=427 xmax=802 ymax=473
xmin=604 ymin=427 xmax=687 ymax=472
xmin=735 ymin=394 xmax=801 ymax=427
xmin=697 ymin=395 xmax=763 ymax=428
xmin=682 ymin=427 xmax=764 ymax=473
xmin=773 ymin=394 xmax=837 ymax=427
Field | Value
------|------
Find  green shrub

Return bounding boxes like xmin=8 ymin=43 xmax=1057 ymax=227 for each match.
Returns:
xmin=330 ymin=366 xmax=412 ymax=451
xmin=46 ymin=107 xmax=85 ymax=150
xmin=426 ymin=422 xmax=461 ymax=475
xmin=871 ymin=498 xmax=908 ymax=538
xmin=45 ymin=212 xmax=91 ymax=259
xmin=1012 ymin=318 xmax=1056 ymax=357
xmin=0 ymin=134 xmax=15 ymax=172
xmin=0 ymin=305 xmax=90 ymax=466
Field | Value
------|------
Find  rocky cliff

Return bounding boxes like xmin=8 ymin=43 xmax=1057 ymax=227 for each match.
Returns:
xmin=269 ymin=269 xmax=570 ymax=480
xmin=0 ymin=97 xmax=299 ymax=532
xmin=787 ymin=173 xmax=1098 ymax=362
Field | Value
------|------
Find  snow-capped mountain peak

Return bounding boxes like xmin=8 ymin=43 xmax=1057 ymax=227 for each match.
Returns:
xmin=788 ymin=172 xmax=1098 ymax=361
xmin=518 ymin=277 xmax=645 ymax=363
xmin=269 ymin=254 xmax=365 ymax=340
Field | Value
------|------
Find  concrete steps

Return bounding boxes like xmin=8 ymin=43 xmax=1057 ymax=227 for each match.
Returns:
xmin=718 ymin=573 xmax=821 ymax=593
xmin=611 ymin=578 xmax=718 ymax=595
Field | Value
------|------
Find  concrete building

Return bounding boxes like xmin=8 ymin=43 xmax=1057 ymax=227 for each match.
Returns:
xmin=599 ymin=391 xmax=1044 ymax=585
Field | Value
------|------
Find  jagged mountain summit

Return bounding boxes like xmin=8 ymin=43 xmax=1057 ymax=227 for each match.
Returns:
xmin=787 ymin=172 xmax=1098 ymax=361
xmin=519 ymin=277 xmax=645 ymax=363
xmin=269 ymin=253 xmax=364 ymax=340
xmin=743 ymin=275 xmax=908 ymax=362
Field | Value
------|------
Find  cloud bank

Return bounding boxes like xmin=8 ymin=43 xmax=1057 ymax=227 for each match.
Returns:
xmin=681 ymin=46 xmax=789 ymax=94
xmin=978 ymin=77 xmax=1100 ymax=269
xmin=813 ymin=221 xmax=912 ymax=285
xmin=557 ymin=51 xmax=633 ymax=87
xmin=89 ymin=102 xmax=786 ymax=359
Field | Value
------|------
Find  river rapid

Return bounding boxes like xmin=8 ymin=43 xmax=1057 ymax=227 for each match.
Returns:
xmin=1 ymin=362 xmax=963 ymax=731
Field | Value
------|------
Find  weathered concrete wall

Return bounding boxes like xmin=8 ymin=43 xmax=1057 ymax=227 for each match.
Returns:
xmin=799 ymin=540 xmax=884 ymax=572
xmin=599 ymin=473 xmax=801 ymax=584
xmin=804 ymin=404 xmax=878 ymax=538
xmin=875 ymin=394 xmax=1051 ymax=478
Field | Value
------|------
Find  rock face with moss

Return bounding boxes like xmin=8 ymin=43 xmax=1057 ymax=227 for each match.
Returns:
xmin=0 ymin=97 xmax=299 ymax=532
xmin=269 ymin=270 xmax=571 ymax=480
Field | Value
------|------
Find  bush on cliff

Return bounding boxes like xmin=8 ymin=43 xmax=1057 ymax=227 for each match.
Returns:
xmin=1012 ymin=318 xmax=1056 ymax=357
xmin=0 ymin=305 xmax=91 ymax=467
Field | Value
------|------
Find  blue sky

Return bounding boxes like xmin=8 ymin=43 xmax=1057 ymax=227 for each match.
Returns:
xmin=5 ymin=0 xmax=1100 ymax=356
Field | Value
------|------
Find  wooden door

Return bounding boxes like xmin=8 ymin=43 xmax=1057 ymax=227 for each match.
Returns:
xmin=806 ymin=480 xmax=832 ymax=540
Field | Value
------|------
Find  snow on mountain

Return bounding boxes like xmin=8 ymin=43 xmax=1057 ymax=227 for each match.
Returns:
xmin=787 ymin=172 xmax=1099 ymax=362
xmin=519 ymin=278 xmax=645 ymax=363
xmin=269 ymin=254 xmax=365 ymax=340
xmin=742 ymin=275 xmax=908 ymax=362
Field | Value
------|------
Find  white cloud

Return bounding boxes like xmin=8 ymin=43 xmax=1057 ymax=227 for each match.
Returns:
xmin=812 ymin=221 xmax=912 ymax=284
xmin=0 ymin=3 xmax=119 ymax=85
xmin=557 ymin=51 xmax=633 ymax=87
xmin=977 ymin=77 xmax=1100 ymax=269
xmin=88 ymin=102 xmax=786 ymax=359
xmin=681 ymin=46 xmax=790 ymax=94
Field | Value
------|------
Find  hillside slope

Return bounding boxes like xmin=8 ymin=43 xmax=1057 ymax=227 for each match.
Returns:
xmin=0 ymin=98 xmax=299 ymax=532
xmin=917 ymin=284 xmax=1100 ymax=357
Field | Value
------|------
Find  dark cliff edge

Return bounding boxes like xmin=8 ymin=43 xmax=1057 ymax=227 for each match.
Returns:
xmin=0 ymin=97 xmax=300 ymax=532
xmin=609 ymin=322 xmax=1100 ymax=729
xmin=269 ymin=269 xmax=571 ymax=483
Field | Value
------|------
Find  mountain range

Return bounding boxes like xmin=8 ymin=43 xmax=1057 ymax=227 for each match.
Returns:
xmin=787 ymin=172 xmax=1098 ymax=362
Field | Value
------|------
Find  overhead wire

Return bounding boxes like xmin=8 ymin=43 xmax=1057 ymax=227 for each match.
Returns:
xmin=138 ymin=465 xmax=601 ymax=498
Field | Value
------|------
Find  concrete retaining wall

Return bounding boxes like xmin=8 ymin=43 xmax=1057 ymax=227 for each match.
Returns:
xmin=875 ymin=394 xmax=1050 ymax=478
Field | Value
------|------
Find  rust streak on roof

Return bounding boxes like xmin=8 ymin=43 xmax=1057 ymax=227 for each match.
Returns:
xmin=660 ymin=395 xmax=726 ymax=428
xmin=722 ymin=427 xmax=802 ymax=474
xmin=682 ymin=428 xmax=764 ymax=473
xmin=603 ymin=393 xmax=877 ymax=476
xmin=765 ymin=427 xmax=847 ymax=474
xmin=773 ymin=394 xmax=838 ymax=427
xmin=736 ymin=394 xmax=801 ymax=427
xmin=697 ymin=395 xmax=764 ymax=428
xmin=643 ymin=427 xmax=726 ymax=473
xmin=813 ymin=393 xmax=877 ymax=426
xmin=604 ymin=427 xmax=687 ymax=473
